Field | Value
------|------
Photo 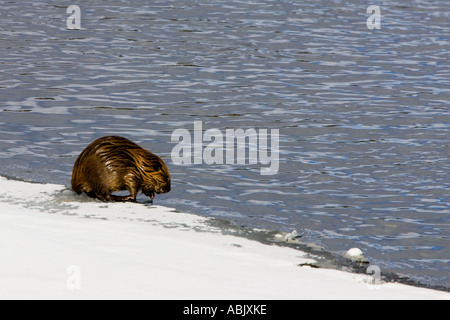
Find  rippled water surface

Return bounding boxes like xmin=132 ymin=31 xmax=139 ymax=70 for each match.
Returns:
xmin=0 ymin=0 xmax=449 ymax=289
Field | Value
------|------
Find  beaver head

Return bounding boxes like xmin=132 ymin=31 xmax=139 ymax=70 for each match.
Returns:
xmin=136 ymin=152 xmax=171 ymax=200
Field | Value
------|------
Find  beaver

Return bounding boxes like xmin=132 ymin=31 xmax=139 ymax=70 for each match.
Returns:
xmin=71 ymin=136 xmax=171 ymax=202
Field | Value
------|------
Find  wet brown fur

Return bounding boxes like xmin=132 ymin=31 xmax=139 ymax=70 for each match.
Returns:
xmin=71 ymin=136 xmax=170 ymax=202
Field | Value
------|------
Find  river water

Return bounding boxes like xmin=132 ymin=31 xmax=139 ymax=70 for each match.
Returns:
xmin=0 ymin=0 xmax=449 ymax=289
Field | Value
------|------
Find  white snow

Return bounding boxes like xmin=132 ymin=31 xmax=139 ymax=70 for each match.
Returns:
xmin=345 ymin=247 xmax=368 ymax=263
xmin=346 ymin=248 xmax=363 ymax=257
xmin=0 ymin=176 xmax=448 ymax=300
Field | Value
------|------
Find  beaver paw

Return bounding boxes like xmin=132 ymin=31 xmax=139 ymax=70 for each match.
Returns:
xmin=109 ymin=194 xmax=136 ymax=202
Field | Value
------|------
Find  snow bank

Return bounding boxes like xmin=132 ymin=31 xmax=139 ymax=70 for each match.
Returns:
xmin=0 ymin=176 xmax=448 ymax=300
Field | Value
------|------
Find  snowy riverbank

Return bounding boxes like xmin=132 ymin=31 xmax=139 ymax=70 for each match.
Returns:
xmin=0 ymin=176 xmax=448 ymax=300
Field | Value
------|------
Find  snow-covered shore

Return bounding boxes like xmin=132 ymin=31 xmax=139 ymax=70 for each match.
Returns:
xmin=0 ymin=176 xmax=448 ymax=300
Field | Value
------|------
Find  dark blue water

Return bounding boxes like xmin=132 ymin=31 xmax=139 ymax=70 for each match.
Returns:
xmin=0 ymin=0 xmax=449 ymax=289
